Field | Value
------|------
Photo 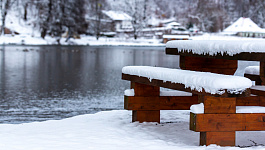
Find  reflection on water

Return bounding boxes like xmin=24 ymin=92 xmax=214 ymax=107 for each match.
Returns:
xmin=0 ymin=46 xmax=179 ymax=124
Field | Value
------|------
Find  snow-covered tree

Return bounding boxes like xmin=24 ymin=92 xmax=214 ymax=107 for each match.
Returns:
xmin=0 ymin=0 xmax=14 ymax=35
xmin=124 ymin=0 xmax=150 ymax=39
xmin=86 ymin=0 xmax=107 ymax=40
xmin=35 ymin=0 xmax=86 ymax=43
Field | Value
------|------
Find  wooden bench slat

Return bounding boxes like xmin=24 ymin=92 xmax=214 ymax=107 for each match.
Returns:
xmin=124 ymin=95 xmax=198 ymax=110
xmin=190 ymin=112 xmax=265 ymax=132
xmin=236 ymin=96 xmax=265 ymax=106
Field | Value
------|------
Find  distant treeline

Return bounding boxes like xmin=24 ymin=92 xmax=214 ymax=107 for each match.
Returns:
xmin=0 ymin=0 xmax=265 ymax=40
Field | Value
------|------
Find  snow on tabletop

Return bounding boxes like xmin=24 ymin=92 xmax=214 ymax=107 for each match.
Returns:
xmin=244 ymin=66 xmax=259 ymax=75
xmin=122 ymin=66 xmax=252 ymax=95
xmin=166 ymin=40 xmax=265 ymax=56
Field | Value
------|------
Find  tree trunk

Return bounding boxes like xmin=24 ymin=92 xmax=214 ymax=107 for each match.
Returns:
xmin=24 ymin=3 xmax=28 ymax=21
xmin=41 ymin=0 xmax=52 ymax=39
xmin=41 ymin=29 xmax=47 ymax=39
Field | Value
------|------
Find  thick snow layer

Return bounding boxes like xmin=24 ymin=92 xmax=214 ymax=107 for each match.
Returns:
xmin=122 ymin=66 xmax=252 ymax=95
xmin=124 ymin=89 xmax=192 ymax=96
xmin=190 ymin=103 xmax=265 ymax=114
xmin=244 ymin=66 xmax=259 ymax=75
xmin=1 ymin=110 xmax=265 ymax=149
xmin=166 ymin=40 xmax=265 ymax=56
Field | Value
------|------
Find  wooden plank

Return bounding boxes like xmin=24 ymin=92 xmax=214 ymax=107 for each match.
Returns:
xmin=244 ymin=74 xmax=262 ymax=85
xmin=236 ymin=96 xmax=265 ymax=106
xmin=124 ymin=95 xmax=198 ymax=110
xmin=122 ymin=73 xmax=251 ymax=98
xmin=203 ymin=96 xmax=236 ymax=114
xmin=180 ymin=56 xmax=237 ymax=75
xmin=134 ymin=82 xmax=159 ymax=96
xmin=132 ymin=110 xmax=160 ymax=123
xmin=166 ymin=48 xmax=265 ymax=62
xmin=190 ymin=112 xmax=265 ymax=132
xmin=200 ymin=132 xmax=235 ymax=146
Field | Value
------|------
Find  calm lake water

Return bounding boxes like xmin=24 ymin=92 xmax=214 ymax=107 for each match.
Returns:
xmin=0 ymin=45 xmax=259 ymax=124
xmin=0 ymin=45 xmax=180 ymax=124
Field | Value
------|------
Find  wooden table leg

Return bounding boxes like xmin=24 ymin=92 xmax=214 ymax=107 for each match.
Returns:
xmin=260 ymin=62 xmax=265 ymax=85
xmin=131 ymin=82 xmax=160 ymax=123
xmin=199 ymin=96 xmax=236 ymax=146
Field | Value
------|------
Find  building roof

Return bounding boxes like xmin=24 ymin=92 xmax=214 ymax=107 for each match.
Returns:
xmin=223 ymin=17 xmax=264 ymax=34
xmin=102 ymin=10 xmax=132 ymax=21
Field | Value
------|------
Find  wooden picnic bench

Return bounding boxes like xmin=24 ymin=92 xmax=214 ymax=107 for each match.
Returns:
xmin=122 ymin=40 xmax=265 ymax=146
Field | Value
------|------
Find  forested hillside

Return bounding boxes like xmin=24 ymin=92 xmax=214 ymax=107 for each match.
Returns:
xmin=0 ymin=0 xmax=265 ymax=38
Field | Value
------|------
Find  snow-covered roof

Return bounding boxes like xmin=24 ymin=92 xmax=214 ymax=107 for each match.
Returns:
xmin=163 ymin=35 xmax=189 ymax=39
xmin=166 ymin=22 xmax=181 ymax=28
xmin=102 ymin=10 xmax=132 ymax=21
xmin=223 ymin=17 xmax=264 ymax=34
xmin=160 ymin=18 xmax=177 ymax=24
xmin=147 ymin=17 xmax=177 ymax=27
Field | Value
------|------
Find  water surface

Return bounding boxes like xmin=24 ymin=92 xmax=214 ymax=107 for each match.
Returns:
xmin=0 ymin=46 xmax=179 ymax=123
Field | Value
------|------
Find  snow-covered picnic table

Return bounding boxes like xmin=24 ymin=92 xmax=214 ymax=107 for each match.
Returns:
xmin=122 ymin=40 xmax=265 ymax=147
xmin=166 ymin=40 xmax=265 ymax=83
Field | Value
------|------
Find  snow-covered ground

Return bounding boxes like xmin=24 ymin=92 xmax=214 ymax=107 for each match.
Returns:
xmin=0 ymin=110 xmax=265 ymax=150
xmin=2 ymin=9 xmax=265 ymax=150
xmin=0 ymin=34 xmax=165 ymax=46
xmin=1 ymin=33 xmax=265 ymax=46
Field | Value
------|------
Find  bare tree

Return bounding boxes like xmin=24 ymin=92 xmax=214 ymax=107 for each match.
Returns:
xmin=124 ymin=0 xmax=147 ymax=39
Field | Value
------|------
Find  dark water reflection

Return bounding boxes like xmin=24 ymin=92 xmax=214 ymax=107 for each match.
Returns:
xmin=0 ymin=46 xmax=179 ymax=123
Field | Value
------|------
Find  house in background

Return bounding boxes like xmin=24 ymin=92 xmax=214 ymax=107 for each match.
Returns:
xmin=86 ymin=10 xmax=133 ymax=37
xmin=101 ymin=10 xmax=133 ymax=32
xmin=222 ymin=17 xmax=265 ymax=38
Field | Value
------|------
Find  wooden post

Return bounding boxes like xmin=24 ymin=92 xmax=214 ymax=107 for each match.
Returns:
xmin=260 ymin=62 xmax=265 ymax=85
xmin=199 ymin=96 xmax=236 ymax=146
xmin=131 ymin=82 xmax=160 ymax=123
xmin=180 ymin=56 xmax=237 ymax=75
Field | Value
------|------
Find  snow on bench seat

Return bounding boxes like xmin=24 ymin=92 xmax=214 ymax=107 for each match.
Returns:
xmin=244 ymin=66 xmax=259 ymax=75
xmin=166 ymin=40 xmax=265 ymax=56
xmin=122 ymin=66 xmax=252 ymax=95
xmin=191 ymin=103 xmax=265 ymax=114
xmin=124 ymin=89 xmax=192 ymax=96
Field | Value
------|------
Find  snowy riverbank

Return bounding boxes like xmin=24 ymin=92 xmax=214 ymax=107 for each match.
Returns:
xmin=0 ymin=110 xmax=265 ymax=150
xmin=0 ymin=34 xmax=165 ymax=46
xmin=1 ymin=34 xmax=265 ymax=46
